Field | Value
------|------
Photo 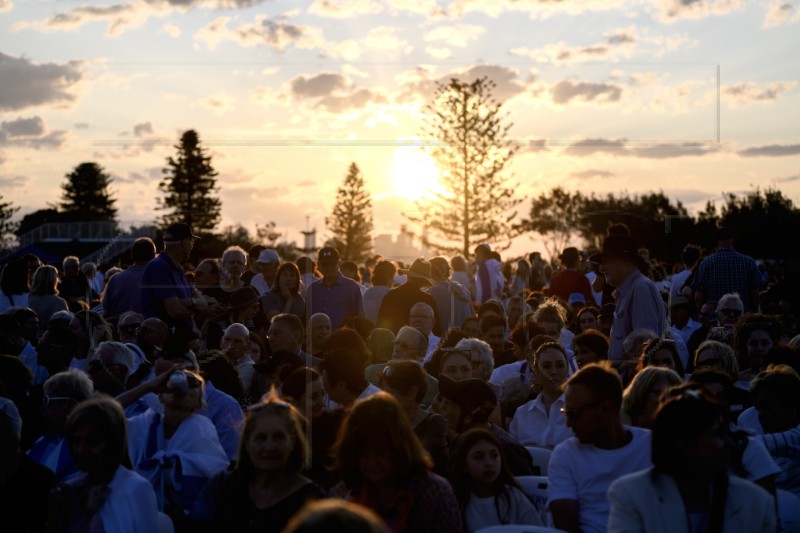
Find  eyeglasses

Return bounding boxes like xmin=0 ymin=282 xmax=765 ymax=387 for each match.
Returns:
xmin=119 ymin=323 xmax=142 ymax=333
xmin=43 ymin=395 xmax=74 ymax=406
xmin=409 ymin=314 xmax=433 ymax=320
xmin=560 ymin=401 xmax=599 ymax=419
xmin=719 ymin=309 xmax=742 ymax=317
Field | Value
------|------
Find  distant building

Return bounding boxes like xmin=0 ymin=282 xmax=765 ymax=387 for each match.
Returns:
xmin=373 ymin=225 xmax=427 ymax=263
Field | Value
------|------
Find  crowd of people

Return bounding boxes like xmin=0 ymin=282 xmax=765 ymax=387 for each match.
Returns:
xmin=0 ymin=220 xmax=795 ymax=532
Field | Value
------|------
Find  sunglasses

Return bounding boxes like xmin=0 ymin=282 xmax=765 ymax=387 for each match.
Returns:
xmin=119 ymin=323 xmax=142 ymax=333
xmin=43 ymin=395 xmax=74 ymax=406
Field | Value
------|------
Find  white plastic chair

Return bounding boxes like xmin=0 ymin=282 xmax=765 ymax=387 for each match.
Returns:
xmin=777 ymin=489 xmax=800 ymax=533
xmin=526 ymin=447 xmax=552 ymax=476
xmin=516 ymin=475 xmax=552 ymax=527
xmin=157 ymin=512 xmax=174 ymax=533
xmin=475 ymin=525 xmax=567 ymax=533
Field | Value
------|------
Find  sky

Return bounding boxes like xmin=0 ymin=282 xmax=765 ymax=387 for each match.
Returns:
xmin=1 ymin=0 xmax=799 ymax=258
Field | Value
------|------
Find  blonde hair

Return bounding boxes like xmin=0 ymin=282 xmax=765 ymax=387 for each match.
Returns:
xmin=30 ymin=265 xmax=59 ymax=296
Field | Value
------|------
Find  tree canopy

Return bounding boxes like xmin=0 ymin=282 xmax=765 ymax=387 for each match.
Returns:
xmin=406 ymin=76 xmax=520 ymax=257
xmin=158 ymin=129 xmax=221 ymax=233
xmin=59 ymin=162 xmax=118 ymax=223
xmin=326 ymin=162 xmax=373 ymax=261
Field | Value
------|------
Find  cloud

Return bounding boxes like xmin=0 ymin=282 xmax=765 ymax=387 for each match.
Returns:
xmin=0 ymin=0 xmax=12 ymax=13
xmin=552 ymin=81 xmax=622 ymax=105
xmin=776 ymin=173 xmax=800 ymax=183
xmin=512 ymin=27 xmax=694 ymax=64
xmin=12 ymin=0 xmax=270 ymax=36
xmin=298 ymin=180 xmax=316 ymax=187
xmin=0 ymin=52 xmax=82 ymax=111
xmin=195 ymin=15 xmax=324 ymax=52
xmin=1 ymin=116 xmax=44 ymax=137
xmin=394 ymin=64 xmax=527 ymax=105
xmin=0 ymin=116 xmax=67 ymax=150
xmin=439 ymin=0 xmax=626 ymax=19
xmin=737 ymin=144 xmax=800 ymax=157
xmin=199 ymin=92 xmax=235 ymax=112
xmin=291 ymin=73 xmax=349 ymax=98
xmin=722 ymin=81 xmax=797 ymax=107
xmin=133 ymin=122 xmax=153 ymax=137
xmin=424 ymin=24 xmax=485 ymax=48
xmin=160 ymin=23 xmax=181 ymax=38
xmin=518 ymin=138 xmax=548 ymax=154
xmin=0 ymin=176 xmax=27 ymax=188
xmin=654 ymin=0 xmax=743 ymax=22
xmin=307 ymin=0 xmax=382 ymax=18
xmin=75 ymin=122 xmax=90 ymax=129
xmin=426 ymin=46 xmax=452 ymax=60
xmin=564 ymin=138 xmax=720 ymax=158
xmin=570 ymin=169 xmax=615 ymax=179
xmin=764 ymin=1 xmax=800 ymax=26
xmin=284 ymin=72 xmax=385 ymax=112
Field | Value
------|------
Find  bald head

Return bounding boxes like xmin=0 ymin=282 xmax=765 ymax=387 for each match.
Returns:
xmin=308 ymin=313 xmax=332 ymax=354
xmin=222 ymin=323 xmax=250 ymax=361
xmin=136 ymin=317 xmax=169 ymax=348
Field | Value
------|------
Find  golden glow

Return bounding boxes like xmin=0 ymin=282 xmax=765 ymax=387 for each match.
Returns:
xmin=390 ymin=145 xmax=443 ymax=201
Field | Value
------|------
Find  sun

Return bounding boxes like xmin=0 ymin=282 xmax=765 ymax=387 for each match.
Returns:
xmin=390 ymin=145 xmax=443 ymax=202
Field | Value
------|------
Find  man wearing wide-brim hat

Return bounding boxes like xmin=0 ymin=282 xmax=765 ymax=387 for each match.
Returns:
xmin=589 ymin=235 xmax=666 ymax=365
xmin=376 ymin=258 xmax=442 ymax=336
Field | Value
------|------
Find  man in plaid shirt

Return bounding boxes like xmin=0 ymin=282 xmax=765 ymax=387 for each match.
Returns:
xmin=692 ymin=227 xmax=764 ymax=312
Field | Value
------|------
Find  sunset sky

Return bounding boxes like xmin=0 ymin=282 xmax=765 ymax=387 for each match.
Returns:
xmin=1 ymin=0 xmax=799 ymax=257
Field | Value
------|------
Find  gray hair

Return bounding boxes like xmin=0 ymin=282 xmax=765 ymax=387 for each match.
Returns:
xmin=455 ymin=338 xmax=494 ymax=381
xmin=622 ymin=329 xmax=658 ymax=355
xmin=118 ymin=311 xmax=145 ymax=325
xmin=222 ymin=245 xmax=247 ymax=264
xmin=63 ymin=256 xmax=79 ymax=270
xmin=397 ymin=325 xmax=428 ymax=353
xmin=716 ymin=293 xmax=744 ymax=312
xmin=50 ymin=310 xmax=75 ymax=323
xmin=93 ymin=341 xmax=135 ymax=375
xmin=43 ymin=369 xmax=93 ymax=401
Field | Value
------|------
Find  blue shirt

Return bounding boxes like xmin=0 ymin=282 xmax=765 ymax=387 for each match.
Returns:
xmin=608 ymin=270 xmax=667 ymax=364
xmin=103 ymin=264 xmax=147 ymax=319
xmin=691 ymin=248 xmax=764 ymax=311
xmin=140 ymin=252 xmax=193 ymax=331
xmin=305 ymin=272 xmax=364 ymax=330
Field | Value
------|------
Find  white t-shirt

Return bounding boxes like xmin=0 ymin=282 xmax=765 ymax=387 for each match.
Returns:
xmin=509 ymin=393 xmax=573 ymax=449
xmin=464 ymin=487 xmax=542 ymax=532
xmin=548 ymin=426 xmax=652 ymax=533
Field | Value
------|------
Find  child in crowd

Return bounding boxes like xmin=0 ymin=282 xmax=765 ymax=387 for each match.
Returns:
xmin=450 ymin=428 xmax=541 ymax=532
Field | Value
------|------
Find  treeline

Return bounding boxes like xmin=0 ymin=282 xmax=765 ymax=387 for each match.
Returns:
xmin=519 ymin=187 xmax=800 ymax=263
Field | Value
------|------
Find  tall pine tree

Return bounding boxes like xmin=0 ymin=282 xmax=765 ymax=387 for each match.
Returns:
xmin=59 ymin=162 xmax=118 ymax=222
xmin=406 ymin=76 xmax=520 ymax=257
xmin=0 ymin=194 xmax=19 ymax=250
xmin=158 ymin=129 xmax=221 ymax=233
xmin=326 ymin=162 xmax=373 ymax=261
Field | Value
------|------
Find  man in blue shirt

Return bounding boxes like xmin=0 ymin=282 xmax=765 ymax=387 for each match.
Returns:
xmin=305 ymin=247 xmax=364 ymax=330
xmin=140 ymin=223 xmax=207 ymax=333
xmin=590 ymin=235 xmax=666 ymax=365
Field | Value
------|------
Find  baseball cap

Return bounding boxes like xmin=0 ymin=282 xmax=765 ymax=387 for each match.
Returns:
xmin=256 ymin=249 xmax=280 ymax=264
xmin=318 ymin=247 xmax=340 ymax=263
xmin=568 ymin=293 xmax=587 ymax=305
xmin=163 ymin=223 xmax=200 ymax=242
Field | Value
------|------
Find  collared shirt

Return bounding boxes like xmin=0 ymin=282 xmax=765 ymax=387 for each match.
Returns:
xmin=140 ymin=252 xmax=194 ymax=331
xmin=608 ymin=270 xmax=667 ymax=364
xmin=691 ymin=248 xmax=764 ymax=311
xmin=19 ymin=341 xmax=49 ymax=385
xmin=102 ymin=264 xmax=147 ymax=319
xmin=674 ymin=317 xmax=702 ymax=345
xmin=306 ymin=272 xmax=364 ymax=330
xmin=509 ymin=393 xmax=573 ymax=448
